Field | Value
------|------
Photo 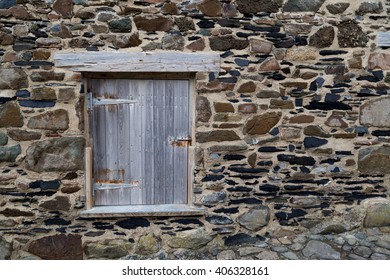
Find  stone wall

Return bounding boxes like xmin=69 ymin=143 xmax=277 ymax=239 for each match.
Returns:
xmin=1 ymin=0 xmax=390 ymax=260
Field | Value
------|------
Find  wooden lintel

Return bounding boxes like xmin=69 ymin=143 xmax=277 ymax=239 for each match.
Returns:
xmin=54 ymin=51 xmax=220 ymax=73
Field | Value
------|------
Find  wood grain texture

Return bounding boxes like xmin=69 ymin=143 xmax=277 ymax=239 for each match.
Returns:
xmin=54 ymin=52 xmax=220 ymax=72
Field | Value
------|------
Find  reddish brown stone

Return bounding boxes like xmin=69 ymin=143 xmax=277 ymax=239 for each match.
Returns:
xmin=368 ymin=53 xmax=390 ymax=70
xmin=196 ymin=130 xmax=240 ymax=143
xmin=186 ymin=38 xmax=205 ymax=51
xmin=39 ymin=196 xmax=70 ymax=211
xmin=162 ymin=34 xmax=184 ymax=50
xmin=0 ymin=32 xmax=14 ymax=45
xmin=325 ymin=112 xmax=348 ymax=128
xmin=75 ymin=8 xmax=95 ymax=19
xmin=214 ymin=102 xmax=234 ymax=113
xmin=197 ymin=81 xmax=235 ymax=93
xmin=9 ymin=5 xmax=32 ymax=19
xmin=248 ymin=153 xmax=257 ymax=168
xmin=288 ymin=114 xmax=315 ymax=124
xmin=31 ymin=87 xmax=56 ymax=100
xmin=92 ymin=24 xmax=109 ymax=33
xmin=0 ymin=68 xmax=28 ymax=90
xmin=250 ymin=39 xmax=273 ymax=54
xmin=53 ymin=0 xmax=73 ymax=18
xmin=69 ymin=38 xmax=89 ymax=48
xmin=33 ymin=49 xmax=51 ymax=60
xmin=28 ymin=234 xmax=83 ymax=260
xmin=36 ymin=38 xmax=62 ymax=48
xmin=198 ymin=0 xmax=222 ymax=17
xmin=269 ymin=99 xmax=294 ymax=109
xmin=222 ymin=3 xmax=238 ymax=17
xmin=244 ymin=112 xmax=282 ymax=135
xmin=0 ymin=208 xmax=34 ymax=217
xmin=114 ymin=33 xmax=142 ymax=48
xmin=61 ymin=185 xmax=81 ymax=194
xmin=237 ymin=81 xmax=256 ymax=93
xmin=27 ymin=109 xmax=69 ymax=131
xmin=31 ymin=71 xmax=65 ymax=82
xmin=162 ymin=2 xmax=178 ymax=14
xmin=209 ymin=35 xmax=249 ymax=51
xmin=58 ymin=88 xmax=76 ymax=102
xmin=134 ymin=15 xmax=173 ymax=31
xmin=238 ymin=103 xmax=257 ymax=114
xmin=259 ymin=58 xmax=281 ymax=72
xmin=0 ymin=102 xmax=23 ymax=128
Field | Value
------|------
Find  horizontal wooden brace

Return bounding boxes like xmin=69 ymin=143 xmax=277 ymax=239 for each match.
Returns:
xmin=54 ymin=51 xmax=221 ymax=72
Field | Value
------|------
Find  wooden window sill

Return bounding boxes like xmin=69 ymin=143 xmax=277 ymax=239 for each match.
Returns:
xmin=80 ymin=204 xmax=206 ymax=218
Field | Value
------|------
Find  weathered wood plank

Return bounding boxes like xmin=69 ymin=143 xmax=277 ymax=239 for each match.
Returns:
xmin=54 ymin=52 xmax=220 ymax=72
xmin=164 ymin=80 xmax=175 ymax=204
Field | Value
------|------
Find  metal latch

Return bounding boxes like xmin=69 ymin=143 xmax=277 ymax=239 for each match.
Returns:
xmin=168 ymin=136 xmax=192 ymax=147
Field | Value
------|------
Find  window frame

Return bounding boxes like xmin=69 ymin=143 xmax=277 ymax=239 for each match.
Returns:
xmin=54 ymin=52 xmax=220 ymax=217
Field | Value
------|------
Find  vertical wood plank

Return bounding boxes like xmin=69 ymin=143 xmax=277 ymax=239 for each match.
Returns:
xmin=143 ymin=80 xmax=154 ymax=204
xmin=164 ymin=80 xmax=175 ymax=204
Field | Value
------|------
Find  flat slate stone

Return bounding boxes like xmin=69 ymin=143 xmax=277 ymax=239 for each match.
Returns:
xmin=302 ymin=240 xmax=340 ymax=259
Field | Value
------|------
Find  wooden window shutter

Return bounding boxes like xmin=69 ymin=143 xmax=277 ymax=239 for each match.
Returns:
xmin=90 ymin=79 xmax=190 ymax=206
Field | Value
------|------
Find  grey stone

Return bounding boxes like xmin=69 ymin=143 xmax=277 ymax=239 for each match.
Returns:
xmin=135 ymin=233 xmax=160 ymax=255
xmin=167 ymin=228 xmax=213 ymax=250
xmin=271 ymin=246 xmax=288 ymax=253
xmin=0 ymin=145 xmax=21 ymax=162
xmin=238 ymin=247 xmax=264 ymax=256
xmin=326 ymin=3 xmax=349 ymax=14
xmin=27 ymin=109 xmax=69 ymax=131
xmin=256 ymin=90 xmax=281 ymax=98
xmin=290 ymin=243 xmax=304 ymax=251
xmin=0 ymin=102 xmax=24 ymax=128
xmin=237 ymin=206 xmax=270 ymax=231
xmin=209 ymin=36 xmax=249 ymax=51
xmin=282 ymin=251 xmax=299 ymax=260
xmin=360 ymin=96 xmax=390 ymax=127
xmin=302 ymin=240 xmax=340 ymax=260
xmin=371 ymin=253 xmax=388 ymax=260
xmin=162 ymin=34 xmax=184 ymax=51
xmin=256 ymin=250 xmax=279 ymax=260
xmin=201 ymin=191 xmax=226 ymax=205
xmin=376 ymin=240 xmax=390 ymax=250
xmin=0 ymin=68 xmax=28 ymax=90
xmin=354 ymin=246 xmax=372 ymax=258
xmin=108 ymin=17 xmax=132 ymax=33
xmin=358 ymin=147 xmax=390 ymax=175
xmin=25 ymin=137 xmax=85 ymax=172
xmin=356 ymin=1 xmax=383 ymax=15
xmin=85 ymin=240 xmax=131 ymax=259
xmin=0 ymin=236 xmax=11 ymax=260
xmin=283 ymin=0 xmax=325 ymax=12
xmin=0 ymin=0 xmax=16 ymax=9
xmin=0 ymin=132 xmax=8 ymax=146
xmin=217 ymin=250 xmax=235 ymax=260
xmin=364 ymin=202 xmax=390 ymax=227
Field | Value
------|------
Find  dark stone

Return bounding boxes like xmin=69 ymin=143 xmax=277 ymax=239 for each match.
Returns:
xmin=275 ymin=209 xmax=307 ymax=220
xmin=304 ymin=101 xmax=352 ymax=111
xmin=206 ymin=215 xmax=233 ymax=225
xmin=0 ymin=0 xmax=16 ymax=9
xmin=115 ymin=218 xmax=150 ymax=230
xmin=372 ymin=130 xmax=390 ymax=137
xmin=283 ymin=0 xmax=325 ymax=12
xmin=201 ymin=175 xmax=224 ymax=182
xmin=326 ymin=3 xmax=349 ymax=14
xmin=214 ymin=207 xmax=239 ymax=214
xmin=0 ymin=132 xmax=7 ymax=146
xmin=230 ymin=198 xmax=262 ymax=204
xmin=19 ymin=100 xmax=56 ymax=108
xmin=29 ymin=180 xmax=60 ymax=190
xmin=304 ymin=137 xmax=328 ymax=149
xmin=223 ymin=154 xmax=246 ymax=161
xmin=309 ymin=27 xmax=335 ymax=48
xmin=209 ymin=36 xmax=249 ymax=51
xmin=197 ymin=20 xmax=215 ymax=29
xmin=259 ymin=184 xmax=280 ymax=192
xmin=40 ymin=196 xmax=70 ymax=211
xmin=258 ymin=146 xmax=285 ymax=152
xmin=304 ymin=125 xmax=331 ymax=138
xmin=358 ymin=147 xmax=390 ymax=175
xmin=14 ymin=61 xmax=54 ymax=67
xmin=235 ymin=0 xmax=283 ymax=14
xmin=338 ymin=21 xmax=368 ymax=48
xmin=28 ymin=234 xmax=82 ymax=259
xmin=356 ymin=1 xmax=383 ymax=15
xmin=0 ymin=145 xmax=21 ymax=162
xmin=45 ymin=218 xmax=71 ymax=226
xmin=171 ymin=218 xmax=203 ymax=226
xmin=108 ymin=17 xmax=132 ymax=33
xmin=25 ymin=137 xmax=85 ymax=173
xmin=319 ymin=50 xmax=348 ymax=56
xmin=227 ymin=186 xmax=252 ymax=192
xmin=228 ymin=167 xmax=267 ymax=173
xmin=7 ymin=129 xmax=41 ymax=141
xmin=196 ymin=130 xmax=240 ymax=143
xmin=224 ymin=233 xmax=264 ymax=246
xmin=0 ymin=208 xmax=34 ymax=217
xmin=277 ymin=154 xmax=316 ymax=166
xmin=16 ymin=90 xmax=30 ymax=98
xmin=201 ymin=192 xmax=226 ymax=205
xmin=93 ymin=222 xmax=114 ymax=230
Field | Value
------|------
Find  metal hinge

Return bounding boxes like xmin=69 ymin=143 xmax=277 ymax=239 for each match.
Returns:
xmin=86 ymin=92 xmax=137 ymax=110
